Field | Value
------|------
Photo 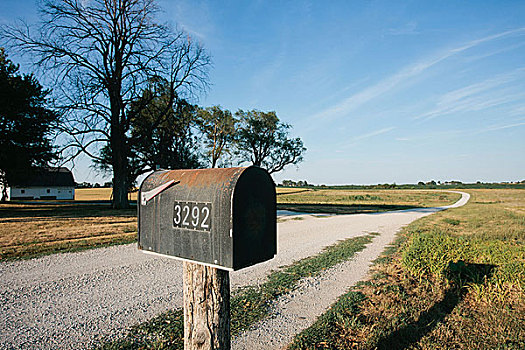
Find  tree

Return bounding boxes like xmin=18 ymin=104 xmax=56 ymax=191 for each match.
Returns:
xmin=2 ymin=0 xmax=210 ymax=208
xmin=130 ymin=86 xmax=203 ymax=174
xmin=234 ymin=110 xmax=306 ymax=174
xmin=95 ymin=77 xmax=203 ymax=184
xmin=0 ymin=48 xmax=59 ymax=201
xmin=196 ymin=106 xmax=237 ymax=168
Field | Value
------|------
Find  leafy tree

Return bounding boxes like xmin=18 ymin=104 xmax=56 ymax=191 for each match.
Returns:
xmin=196 ymin=106 xmax=237 ymax=168
xmin=95 ymin=78 xmax=203 ymax=185
xmin=0 ymin=48 xmax=59 ymax=201
xmin=234 ymin=110 xmax=306 ymax=174
xmin=2 ymin=0 xmax=210 ymax=208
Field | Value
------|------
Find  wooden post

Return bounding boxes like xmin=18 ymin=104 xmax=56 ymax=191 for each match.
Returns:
xmin=183 ymin=262 xmax=230 ymax=350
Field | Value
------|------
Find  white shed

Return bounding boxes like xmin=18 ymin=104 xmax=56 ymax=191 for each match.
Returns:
xmin=6 ymin=167 xmax=75 ymax=200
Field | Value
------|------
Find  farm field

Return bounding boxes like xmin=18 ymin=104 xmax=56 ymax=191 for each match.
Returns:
xmin=277 ymin=188 xmax=461 ymax=214
xmin=289 ymin=189 xmax=525 ymax=349
xmin=0 ymin=204 xmax=137 ymax=260
xmin=74 ymin=186 xmax=309 ymax=201
xmin=75 ymin=188 xmax=138 ymax=201
xmin=0 ymin=188 xmax=460 ymax=260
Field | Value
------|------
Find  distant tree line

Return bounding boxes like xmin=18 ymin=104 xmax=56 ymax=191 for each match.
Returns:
xmin=76 ymin=181 xmax=113 ymax=189
xmin=0 ymin=0 xmax=306 ymax=207
xmin=281 ymin=180 xmax=311 ymax=187
xmin=279 ymin=180 xmax=525 ymax=190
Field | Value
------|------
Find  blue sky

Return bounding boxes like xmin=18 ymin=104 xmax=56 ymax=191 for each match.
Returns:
xmin=2 ymin=0 xmax=524 ymax=185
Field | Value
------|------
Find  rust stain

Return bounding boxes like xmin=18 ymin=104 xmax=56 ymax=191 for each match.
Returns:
xmin=146 ymin=167 xmax=248 ymax=190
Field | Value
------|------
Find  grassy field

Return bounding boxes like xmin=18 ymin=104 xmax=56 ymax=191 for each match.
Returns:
xmin=73 ymin=187 xmax=299 ymax=201
xmin=277 ymin=189 xmax=461 ymax=214
xmin=75 ymin=188 xmax=138 ymax=201
xmin=0 ymin=188 xmax=460 ymax=261
xmin=288 ymin=189 xmax=525 ymax=349
xmin=0 ymin=203 xmax=137 ymax=260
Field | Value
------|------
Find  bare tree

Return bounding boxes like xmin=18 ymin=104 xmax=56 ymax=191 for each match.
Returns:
xmin=2 ymin=0 xmax=210 ymax=208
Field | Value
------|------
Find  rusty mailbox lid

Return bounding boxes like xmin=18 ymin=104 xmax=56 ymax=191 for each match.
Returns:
xmin=138 ymin=166 xmax=277 ymax=271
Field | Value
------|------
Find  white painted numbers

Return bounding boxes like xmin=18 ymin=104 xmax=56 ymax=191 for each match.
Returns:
xmin=173 ymin=201 xmax=211 ymax=232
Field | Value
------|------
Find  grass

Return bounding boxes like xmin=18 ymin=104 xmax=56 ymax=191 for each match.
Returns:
xmin=75 ymin=188 xmax=138 ymax=201
xmin=288 ymin=189 xmax=525 ymax=349
xmin=101 ymin=232 xmax=379 ymax=349
xmin=0 ymin=188 xmax=460 ymax=260
xmin=277 ymin=189 xmax=461 ymax=214
xmin=0 ymin=203 xmax=137 ymax=260
xmin=76 ymin=187 xmax=298 ymax=201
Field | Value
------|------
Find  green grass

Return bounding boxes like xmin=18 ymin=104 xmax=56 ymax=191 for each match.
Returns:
xmin=288 ymin=189 xmax=525 ymax=349
xmin=101 ymin=232 xmax=379 ymax=349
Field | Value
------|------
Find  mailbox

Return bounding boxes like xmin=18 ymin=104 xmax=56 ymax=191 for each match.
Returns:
xmin=138 ymin=166 xmax=276 ymax=271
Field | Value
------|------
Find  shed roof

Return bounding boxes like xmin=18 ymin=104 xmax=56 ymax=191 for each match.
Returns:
xmin=10 ymin=167 xmax=75 ymax=187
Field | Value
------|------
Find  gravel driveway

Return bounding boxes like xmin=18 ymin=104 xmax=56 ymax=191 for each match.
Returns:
xmin=0 ymin=192 xmax=469 ymax=349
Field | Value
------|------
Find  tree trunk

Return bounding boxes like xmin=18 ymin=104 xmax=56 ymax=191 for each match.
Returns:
xmin=1 ymin=186 xmax=7 ymax=202
xmin=111 ymin=147 xmax=130 ymax=209
xmin=112 ymin=174 xmax=129 ymax=209
xmin=110 ymin=104 xmax=130 ymax=209
xmin=183 ymin=262 xmax=230 ymax=350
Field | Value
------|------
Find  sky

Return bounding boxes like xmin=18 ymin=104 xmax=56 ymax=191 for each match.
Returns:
xmin=1 ymin=0 xmax=524 ymax=185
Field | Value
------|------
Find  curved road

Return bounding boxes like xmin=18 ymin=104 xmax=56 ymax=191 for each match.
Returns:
xmin=0 ymin=192 xmax=469 ymax=349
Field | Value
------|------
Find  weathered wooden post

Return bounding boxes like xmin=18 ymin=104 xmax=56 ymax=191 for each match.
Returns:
xmin=183 ymin=263 xmax=230 ymax=349
xmin=137 ymin=166 xmax=276 ymax=350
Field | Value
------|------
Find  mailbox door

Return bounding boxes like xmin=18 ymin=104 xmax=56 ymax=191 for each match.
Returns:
xmin=232 ymin=167 xmax=277 ymax=270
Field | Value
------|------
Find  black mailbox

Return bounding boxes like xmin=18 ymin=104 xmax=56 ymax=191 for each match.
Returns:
xmin=138 ymin=166 xmax=277 ymax=271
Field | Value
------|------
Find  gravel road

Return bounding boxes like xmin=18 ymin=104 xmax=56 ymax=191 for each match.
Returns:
xmin=0 ymin=192 xmax=469 ymax=349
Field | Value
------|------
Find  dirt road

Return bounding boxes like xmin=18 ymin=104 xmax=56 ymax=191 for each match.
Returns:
xmin=0 ymin=192 xmax=469 ymax=349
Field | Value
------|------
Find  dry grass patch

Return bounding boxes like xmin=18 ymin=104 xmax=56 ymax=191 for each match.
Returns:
xmin=75 ymin=188 xmax=138 ymax=201
xmin=277 ymin=189 xmax=460 ymax=207
xmin=0 ymin=203 xmax=137 ymax=260
xmin=277 ymin=189 xmax=461 ymax=215
xmin=1 ymin=188 xmax=460 ymax=260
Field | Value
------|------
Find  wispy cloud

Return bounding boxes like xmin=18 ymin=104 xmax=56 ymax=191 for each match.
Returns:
xmin=354 ymin=127 xmax=395 ymax=141
xmin=475 ymin=121 xmax=525 ymax=134
xmin=417 ymin=92 xmax=525 ymax=121
xmin=309 ymin=27 xmax=525 ymax=123
xmin=332 ymin=126 xmax=396 ymax=152
xmin=509 ymin=106 xmax=525 ymax=116
xmin=464 ymin=42 xmax=525 ymax=62
xmin=179 ymin=23 xmax=208 ymax=41
xmin=415 ymin=68 xmax=525 ymax=121
xmin=441 ymin=69 xmax=523 ymax=105
xmin=167 ymin=0 xmax=214 ymax=42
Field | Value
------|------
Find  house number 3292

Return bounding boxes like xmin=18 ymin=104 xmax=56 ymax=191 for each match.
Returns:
xmin=173 ymin=201 xmax=212 ymax=232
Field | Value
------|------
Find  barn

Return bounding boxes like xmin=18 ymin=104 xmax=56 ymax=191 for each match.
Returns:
xmin=5 ymin=167 xmax=75 ymax=200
